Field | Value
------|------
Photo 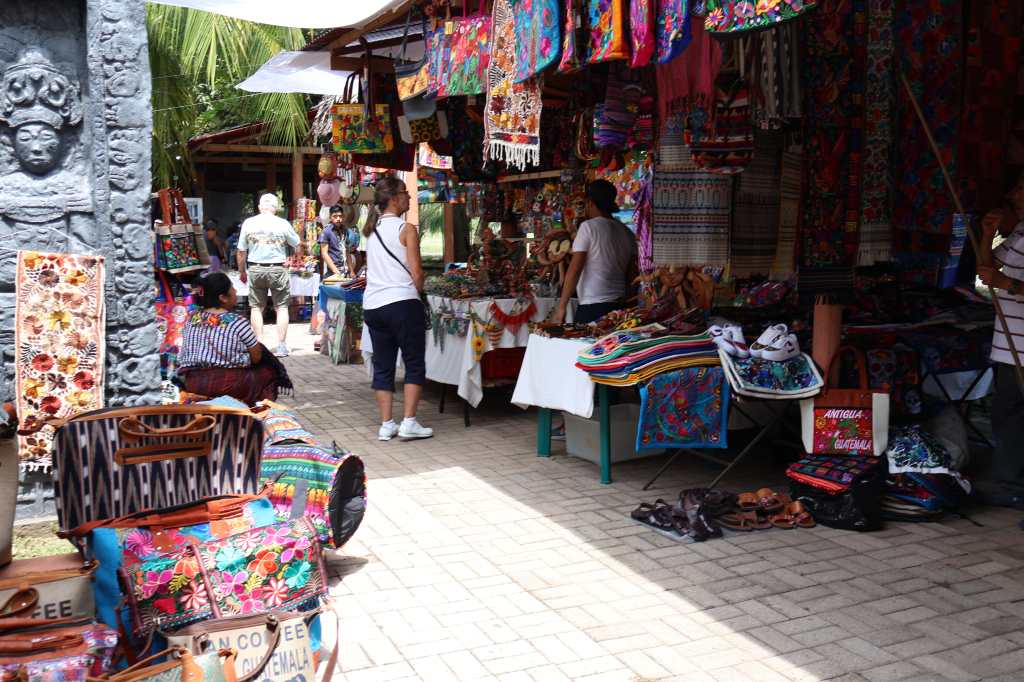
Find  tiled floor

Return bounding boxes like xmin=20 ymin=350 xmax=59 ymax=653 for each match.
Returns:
xmin=278 ymin=327 xmax=1024 ymax=682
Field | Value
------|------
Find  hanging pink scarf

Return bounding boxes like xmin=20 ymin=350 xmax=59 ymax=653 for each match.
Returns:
xmin=655 ymin=15 xmax=722 ymax=124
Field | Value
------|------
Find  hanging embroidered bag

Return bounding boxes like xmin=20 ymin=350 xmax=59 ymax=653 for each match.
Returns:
xmin=395 ymin=9 xmax=431 ymax=101
xmin=155 ymin=189 xmax=205 ymax=275
xmin=629 ymin=0 xmax=656 ymax=68
xmin=800 ymin=346 xmax=891 ymax=457
xmin=431 ymin=2 xmax=491 ymax=97
xmin=332 ymin=72 xmax=392 ymax=155
xmin=587 ymin=0 xmax=630 ymax=64
xmin=656 ymin=0 xmax=692 ymax=64
xmin=154 ymin=273 xmax=192 ymax=381
xmin=512 ymin=0 xmax=561 ymax=82
xmin=557 ymin=0 xmax=588 ymax=73
xmin=689 ymin=79 xmax=755 ymax=174
xmin=704 ymin=0 xmax=817 ymax=35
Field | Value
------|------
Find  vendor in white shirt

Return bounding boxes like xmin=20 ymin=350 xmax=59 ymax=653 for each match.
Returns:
xmin=977 ymin=171 xmax=1024 ymax=507
xmin=553 ymin=180 xmax=638 ymax=325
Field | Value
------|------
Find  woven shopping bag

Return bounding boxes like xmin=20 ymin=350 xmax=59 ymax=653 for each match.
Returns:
xmin=800 ymin=346 xmax=890 ymax=456
xmin=156 ymin=189 xmax=206 ymax=274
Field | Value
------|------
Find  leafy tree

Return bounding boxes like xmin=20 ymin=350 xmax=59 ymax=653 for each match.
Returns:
xmin=147 ymin=5 xmax=313 ymax=189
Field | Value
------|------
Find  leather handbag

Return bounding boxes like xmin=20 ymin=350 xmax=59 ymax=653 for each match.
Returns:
xmin=800 ymin=347 xmax=891 ymax=456
xmin=259 ymin=404 xmax=367 ymax=548
xmin=87 ymin=646 xmax=238 ymax=682
xmin=156 ymin=189 xmax=206 ymax=274
xmin=0 ymin=554 xmax=97 ymax=621
xmin=165 ymin=610 xmax=333 ymax=682
xmin=0 ymin=593 xmax=120 ymax=680
xmin=47 ymin=404 xmax=266 ymax=535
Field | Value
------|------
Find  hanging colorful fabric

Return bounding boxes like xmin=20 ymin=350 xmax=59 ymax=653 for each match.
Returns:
xmin=558 ymin=0 xmax=588 ymax=73
xmin=636 ymin=367 xmax=729 ymax=451
xmin=512 ymin=0 xmax=561 ymax=82
xmin=586 ymin=0 xmax=630 ymax=64
xmin=689 ymin=80 xmax=754 ymax=174
xmin=656 ymin=0 xmax=692 ymax=64
xmin=704 ymin=0 xmax=817 ymax=34
xmin=629 ymin=0 xmax=656 ymax=68
xmin=485 ymin=0 xmax=544 ymax=170
xmin=449 ymin=102 xmax=495 ymax=182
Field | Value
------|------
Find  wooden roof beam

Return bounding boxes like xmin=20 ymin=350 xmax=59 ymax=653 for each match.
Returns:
xmin=196 ymin=144 xmax=323 ymax=154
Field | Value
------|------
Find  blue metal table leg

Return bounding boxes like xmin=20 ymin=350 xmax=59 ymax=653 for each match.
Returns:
xmin=537 ymin=408 xmax=552 ymax=457
xmin=598 ymin=385 xmax=611 ymax=484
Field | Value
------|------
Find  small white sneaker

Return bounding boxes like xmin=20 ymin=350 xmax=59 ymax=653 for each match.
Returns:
xmin=273 ymin=343 xmax=290 ymax=358
xmin=398 ymin=418 xmax=433 ymax=440
xmin=378 ymin=421 xmax=400 ymax=441
xmin=750 ymin=324 xmax=788 ymax=359
xmin=761 ymin=333 xmax=801 ymax=362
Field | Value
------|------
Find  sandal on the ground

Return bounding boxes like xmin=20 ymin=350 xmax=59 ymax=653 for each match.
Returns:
xmin=755 ymin=488 xmax=789 ymax=514
xmin=788 ymin=501 xmax=816 ymax=528
xmin=737 ymin=492 xmax=759 ymax=511
xmin=631 ymin=499 xmax=675 ymax=530
xmin=718 ymin=510 xmax=772 ymax=531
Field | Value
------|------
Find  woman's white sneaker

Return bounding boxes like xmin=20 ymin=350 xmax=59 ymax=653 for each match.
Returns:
xmin=399 ymin=418 xmax=433 ymax=439
xmin=378 ymin=420 xmax=400 ymax=441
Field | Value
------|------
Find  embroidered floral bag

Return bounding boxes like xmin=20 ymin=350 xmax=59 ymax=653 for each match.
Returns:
xmin=512 ymin=0 xmax=561 ymax=82
xmin=800 ymin=347 xmax=891 ymax=457
xmin=704 ymin=0 xmax=817 ymax=34
xmin=156 ymin=189 xmax=205 ymax=275
xmin=154 ymin=273 xmax=192 ymax=381
xmin=395 ymin=9 xmax=431 ymax=101
xmin=586 ymin=0 xmax=630 ymax=64
xmin=656 ymin=0 xmax=692 ymax=64
xmin=430 ymin=2 xmax=491 ymax=97
xmin=122 ymin=518 xmax=326 ymax=637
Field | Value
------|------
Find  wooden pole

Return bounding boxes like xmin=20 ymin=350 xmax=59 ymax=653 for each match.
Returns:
xmin=290 ymin=151 xmax=303 ymax=207
xmin=900 ymin=73 xmax=1024 ymax=393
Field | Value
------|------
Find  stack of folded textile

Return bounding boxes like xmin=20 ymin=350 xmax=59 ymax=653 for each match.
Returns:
xmin=576 ymin=327 xmax=720 ymax=386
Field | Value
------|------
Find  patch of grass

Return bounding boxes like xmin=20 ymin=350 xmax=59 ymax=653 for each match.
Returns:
xmin=13 ymin=521 xmax=76 ymax=559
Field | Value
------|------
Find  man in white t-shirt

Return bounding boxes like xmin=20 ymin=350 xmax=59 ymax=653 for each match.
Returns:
xmin=236 ymin=193 xmax=302 ymax=357
xmin=977 ymin=172 xmax=1024 ymax=507
xmin=553 ymin=180 xmax=638 ymax=324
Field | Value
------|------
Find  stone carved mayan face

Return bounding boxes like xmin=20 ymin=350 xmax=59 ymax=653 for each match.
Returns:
xmin=0 ymin=48 xmax=82 ymax=175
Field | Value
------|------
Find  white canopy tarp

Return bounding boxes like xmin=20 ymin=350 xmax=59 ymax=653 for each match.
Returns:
xmin=236 ymin=52 xmax=352 ymax=95
xmin=147 ymin=0 xmax=407 ymax=29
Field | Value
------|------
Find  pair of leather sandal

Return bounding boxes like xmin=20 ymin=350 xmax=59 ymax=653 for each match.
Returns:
xmin=718 ymin=488 xmax=816 ymax=531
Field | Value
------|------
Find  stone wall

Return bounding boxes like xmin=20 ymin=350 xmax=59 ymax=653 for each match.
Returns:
xmin=0 ymin=0 xmax=160 ymax=407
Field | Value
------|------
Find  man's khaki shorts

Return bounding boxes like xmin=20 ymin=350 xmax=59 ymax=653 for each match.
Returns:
xmin=247 ymin=264 xmax=290 ymax=309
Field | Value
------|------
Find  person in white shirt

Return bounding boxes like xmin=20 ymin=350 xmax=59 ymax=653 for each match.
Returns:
xmin=553 ymin=180 xmax=638 ymax=324
xmin=362 ymin=177 xmax=433 ymax=441
xmin=977 ymin=171 xmax=1024 ymax=507
xmin=236 ymin=193 xmax=303 ymax=358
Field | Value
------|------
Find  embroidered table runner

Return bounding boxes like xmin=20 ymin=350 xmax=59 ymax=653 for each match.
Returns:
xmin=15 ymin=251 xmax=106 ymax=464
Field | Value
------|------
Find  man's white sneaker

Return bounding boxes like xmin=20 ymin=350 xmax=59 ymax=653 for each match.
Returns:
xmin=378 ymin=421 xmax=400 ymax=441
xmin=399 ymin=418 xmax=433 ymax=440
xmin=274 ymin=343 xmax=290 ymax=358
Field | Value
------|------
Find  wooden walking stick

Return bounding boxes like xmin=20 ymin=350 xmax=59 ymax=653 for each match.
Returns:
xmin=900 ymin=73 xmax=1024 ymax=393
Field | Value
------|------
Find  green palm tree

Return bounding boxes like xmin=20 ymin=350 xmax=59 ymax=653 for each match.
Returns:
xmin=147 ymin=4 xmax=313 ymax=188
